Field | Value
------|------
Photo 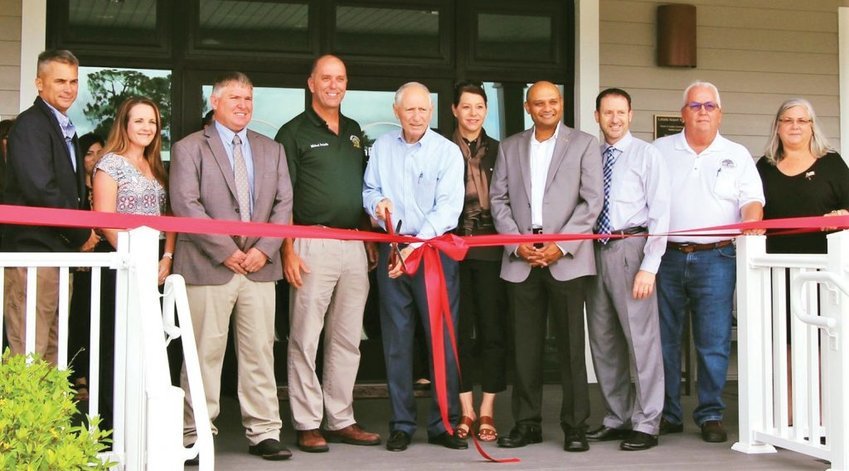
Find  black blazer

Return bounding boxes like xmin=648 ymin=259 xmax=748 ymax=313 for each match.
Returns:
xmin=2 ymin=97 xmax=90 ymax=252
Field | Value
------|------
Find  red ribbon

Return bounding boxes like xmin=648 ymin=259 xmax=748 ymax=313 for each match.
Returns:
xmin=2 ymin=203 xmax=848 ymax=464
xmin=401 ymin=234 xmax=466 ymax=436
xmin=402 ymin=235 xmax=519 ymax=463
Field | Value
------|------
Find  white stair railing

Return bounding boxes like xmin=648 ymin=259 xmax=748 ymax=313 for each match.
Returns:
xmin=734 ymin=232 xmax=849 ymax=470
xmin=0 ymin=226 xmax=209 ymax=470
xmin=161 ymin=274 xmax=215 ymax=469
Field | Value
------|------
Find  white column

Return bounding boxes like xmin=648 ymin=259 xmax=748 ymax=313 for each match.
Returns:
xmin=574 ymin=0 xmax=600 ymax=134
xmin=574 ymin=0 xmax=600 ymax=382
xmin=17 ymin=0 xmax=46 ymax=112
xmin=840 ymin=7 xmax=849 ymax=161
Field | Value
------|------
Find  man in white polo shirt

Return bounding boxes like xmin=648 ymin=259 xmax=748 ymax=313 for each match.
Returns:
xmin=652 ymin=81 xmax=764 ymax=443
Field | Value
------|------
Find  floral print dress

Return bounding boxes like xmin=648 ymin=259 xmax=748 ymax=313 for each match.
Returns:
xmin=94 ymin=152 xmax=166 ymax=216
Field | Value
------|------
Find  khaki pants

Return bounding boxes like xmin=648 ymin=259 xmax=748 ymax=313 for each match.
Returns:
xmin=181 ymin=275 xmax=282 ymax=446
xmin=287 ymin=239 xmax=369 ymax=431
xmin=3 ymin=267 xmax=60 ymax=364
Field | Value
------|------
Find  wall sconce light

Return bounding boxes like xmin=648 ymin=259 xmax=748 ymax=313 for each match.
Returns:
xmin=657 ymin=4 xmax=697 ymax=68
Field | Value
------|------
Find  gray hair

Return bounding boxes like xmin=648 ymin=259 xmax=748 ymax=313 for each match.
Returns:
xmin=212 ymin=71 xmax=253 ymax=97
xmin=682 ymin=81 xmax=722 ymax=108
xmin=394 ymin=82 xmax=431 ymax=106
xmin=37 ymin=49 xmax=79 ymax=76
xmin=763 ymin=97 xmax=833 ymax=165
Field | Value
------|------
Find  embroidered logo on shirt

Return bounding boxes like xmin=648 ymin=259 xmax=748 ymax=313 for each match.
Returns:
xmin=310 ymin=142 xmax=329 ymax=149
xmin=350 ymin=135 xmax=361 ymax=149
xmin=805 ymin=171 xmax=815 ymax=180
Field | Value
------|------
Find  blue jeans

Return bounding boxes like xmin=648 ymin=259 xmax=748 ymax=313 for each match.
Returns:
xmin=657 ymin=243 xmax=735 ymax=426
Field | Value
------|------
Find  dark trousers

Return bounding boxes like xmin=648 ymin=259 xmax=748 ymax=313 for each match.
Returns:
xmin=68 ymin=268 xmax=92 ymax=379
xmin=96 ymin=241 xmax=117 ymax=433
xmin=458 ymin=259 xmax=508 ymax=393
xmin=508 ymin=269 xmax=590 ymax=431
xmin=63 ymin=242 xmax=117 ymax=431
xmin=376 ymin=244 xmax=460 ymax=437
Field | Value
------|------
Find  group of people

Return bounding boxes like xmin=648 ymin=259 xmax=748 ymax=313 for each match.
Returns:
xmin=3 ymin=48 xmax=849 ymax=464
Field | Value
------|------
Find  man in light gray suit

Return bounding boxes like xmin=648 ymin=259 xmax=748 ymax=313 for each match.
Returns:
xmin=585 ymin=88 xmax=669 ymax=451
xmin=170 ymin=72 xmax=294 ymax=461
xmin=491 ymin=81 xmax=603 ymax=452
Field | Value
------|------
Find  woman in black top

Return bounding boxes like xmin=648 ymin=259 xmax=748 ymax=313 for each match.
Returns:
xmin=757 ymin=98 xmax=849 ymax=254
xmin=451 ymin=81 xmax=507 ymax=442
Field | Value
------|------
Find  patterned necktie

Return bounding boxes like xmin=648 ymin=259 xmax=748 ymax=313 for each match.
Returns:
xmin=597 ymin=146 xmax=618 ymax=244
xmin=232 ymin=134 xmax=251 ymax=223
xmin=62 ymin=120 xmax=77 ymax=172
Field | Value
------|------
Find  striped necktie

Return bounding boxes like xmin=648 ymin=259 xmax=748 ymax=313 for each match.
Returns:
xmin=596 ymin=146 xmax=618 ymax=244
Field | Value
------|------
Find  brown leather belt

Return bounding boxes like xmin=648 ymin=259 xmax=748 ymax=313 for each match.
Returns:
xmin=610 ymin=226 xmax=647 ymax=236
xmin=667 ymin=239 xmax=733 ymax=254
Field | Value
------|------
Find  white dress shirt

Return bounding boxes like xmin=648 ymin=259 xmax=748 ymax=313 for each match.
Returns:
xmin=529 ymin=125 xmax=560 ymax=227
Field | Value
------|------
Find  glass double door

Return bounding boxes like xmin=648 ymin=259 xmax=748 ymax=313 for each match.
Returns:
xmin=182 ymin=70 xmax=553 ymax=386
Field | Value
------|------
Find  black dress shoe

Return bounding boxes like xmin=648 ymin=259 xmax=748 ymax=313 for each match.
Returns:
xmin=659 ymin=418 xmax=683 ymax=435
xmin=427 ymin=431 xmax=468 ymax=450
xmin=586 ymin=425 xmax=631 ymax=442
xmin=248 ymin=439 xmax=292 ymax=461
xmin=497 ymin=425 xmax=542 ymax=448
xmin=563 ymin=429 xmax=589 ymax=452
xmin=700 ymin=420 xmax=727 ymax=443
xmin=620 ymin=431 xmax=658 ymax=451
xmin=386 ymin=430 xmax=411 ymax=452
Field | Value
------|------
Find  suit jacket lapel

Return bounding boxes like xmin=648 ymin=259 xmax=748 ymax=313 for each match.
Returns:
xmin=205 ymin=127 xmax=239 ymax=202
xmin=36 ymin=97 xmax=76 ymax=174
xmin=544 ymin=123 xmax=570 ymax=193
xmin=519 ymin=129 xmax=533 ymax=202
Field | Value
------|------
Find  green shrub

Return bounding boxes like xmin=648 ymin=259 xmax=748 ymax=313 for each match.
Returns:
xmin=0 ymin=349 xmax=113 ymax=470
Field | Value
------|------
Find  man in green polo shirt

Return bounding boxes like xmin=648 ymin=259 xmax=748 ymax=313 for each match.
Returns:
xmin=275 ymin=54 xmax=381 ymax=453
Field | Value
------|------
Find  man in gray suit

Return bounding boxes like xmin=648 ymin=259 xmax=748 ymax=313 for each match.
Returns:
xmin=491 ymin=81 xmax=603 ymax=452
xmin=170 ymin=71 xmax=294 ymax=461
xmin=585 ymin=88 xmax=669 ymax=451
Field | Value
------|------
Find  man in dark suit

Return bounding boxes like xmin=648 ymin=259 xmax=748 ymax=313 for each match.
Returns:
xmin=3 ymin=49 xmax=98 ymax=364
xmin=170 ymin=71 xmax=294 ymax=461
xmin=490 ymin=81 xmax=603 ymax=452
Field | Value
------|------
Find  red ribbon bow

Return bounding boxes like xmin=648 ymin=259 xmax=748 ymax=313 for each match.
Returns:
xmin=402 ymin=234 xmax=519 ymax=463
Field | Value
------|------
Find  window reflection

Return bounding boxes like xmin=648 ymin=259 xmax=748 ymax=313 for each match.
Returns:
xmin=335 ymin=6 xmax=441 ymax=57
xmin=201 ymin=86 xmax=306 ymax=139
xmin=69 ymin=66 xmax=172 ymax=156
xmin=341 ymin=90 xmax=438 ymax=155
xmin=198 ymin=0 xmax=310 ymax=52
xmin=477 ymin=13 xmax=552 ymax=62
xmin=70 ymin=0 xmax=156 ymax=29
xmin=68 ymin=0 xmax=158 ymax=45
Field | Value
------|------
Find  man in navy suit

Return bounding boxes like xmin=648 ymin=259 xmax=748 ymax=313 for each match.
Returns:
xmin=3 ymin=49 xmax=98 ymax=364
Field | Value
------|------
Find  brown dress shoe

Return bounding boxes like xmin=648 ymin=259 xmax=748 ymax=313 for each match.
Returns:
xmin=700 ymin=420 xmax=727 ymax=443
xmin=297 ymin=429 xmax=329 ymax=452
xmin=324 ymin=423 xmax=381 ymax=446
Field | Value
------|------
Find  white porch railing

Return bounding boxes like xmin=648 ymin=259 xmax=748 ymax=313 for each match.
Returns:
xmin=734 ymin=231 xmax=849 ymax=470
xmin=0 ymin=227 xmax=212 ymax=469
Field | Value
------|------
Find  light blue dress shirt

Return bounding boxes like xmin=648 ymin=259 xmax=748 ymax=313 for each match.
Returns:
xmin=214 ymin=120 xmax=255 ymax=213
xmin=363 ymin=128 xmax=464 ymax=239
xmin=602 ymin=131 xmax=670 ymax=273
xmin=44 ymin=101 xmax=77 ymax=172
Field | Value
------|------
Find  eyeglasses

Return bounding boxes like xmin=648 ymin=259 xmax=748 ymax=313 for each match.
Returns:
xmin=686 ymin=101 xmax=719 ymax=112
xmin=778 ymin=117 xmax=812 ymax=126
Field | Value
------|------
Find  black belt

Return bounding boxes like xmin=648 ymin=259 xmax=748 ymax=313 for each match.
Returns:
xmin=667 ymin=239 xmax=733 ymax=254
